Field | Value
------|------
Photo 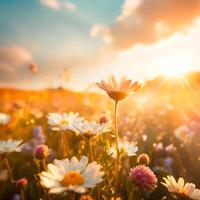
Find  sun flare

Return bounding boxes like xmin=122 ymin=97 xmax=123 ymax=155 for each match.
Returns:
xmin=160 ymin=55 xmax=192 ymax=79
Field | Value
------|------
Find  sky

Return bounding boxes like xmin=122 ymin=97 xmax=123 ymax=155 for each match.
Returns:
xmin=0 ymin=0 xmax=200 ymax=90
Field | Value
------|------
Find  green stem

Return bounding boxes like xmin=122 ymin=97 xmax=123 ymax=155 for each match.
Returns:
xmin=4 ymin=157 xmax=14 ymax=182
xmin=114 ymin=100 xmax=119 ymax=199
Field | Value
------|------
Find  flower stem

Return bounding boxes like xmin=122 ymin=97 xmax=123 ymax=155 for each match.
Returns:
xmin=114 ymin=100 xmax=119 ymax=199
xmin=89 ymin=138 xmax=94 ymax=161
xmin=20 ymin=188 xmax=26 ymax=200
xmin=61 ymin=131 xmax=66 ymax=157
xmin=41 ymin=159 xmax=47 ymax=171
xmin=4 ymin=157 xmax=14 ymax=182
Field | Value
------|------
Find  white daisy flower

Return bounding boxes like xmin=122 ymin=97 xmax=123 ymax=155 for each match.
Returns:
xmin=0 ymin=113 xmax=11 ymax=125
xmin=108 ymin=141 xmax=138 ymax=158
xmin=162 ymin=175 xmax=200 ymax=200
xmin=40 ymin=156 xmax=104 ymax=194
xmin=96 ymin=76 xmax=141 ymax=101
xmin=72 ymin=120 xmax=111 ymax=138
xmin=0 ymin=139 xmax=23 ymax=154
xmin=47 ymin=112 xmax=83 ymax=131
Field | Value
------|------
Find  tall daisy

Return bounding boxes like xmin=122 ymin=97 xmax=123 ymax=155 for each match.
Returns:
xmin=40 ymin=156 xmax=104 ymax=194
xmin=96 ymin=76 xmax=141 ymax=102
xmin=96 ymin=76 xmax=141 ymax=196
xmin=162 ymin=175 xmax=200 ymax=200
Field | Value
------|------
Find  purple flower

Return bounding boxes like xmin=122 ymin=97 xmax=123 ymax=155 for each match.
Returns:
xmin=130 ymin=165 xmax=157 ymax=191
xmin=33 ymin=126 xmax=46 ymax=143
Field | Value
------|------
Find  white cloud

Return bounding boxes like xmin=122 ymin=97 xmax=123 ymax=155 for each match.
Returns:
xmin=40 ymin=0 xmax=61 ymax=10
xmin=40 ymin=0 xmax=77 ymax=11
xmin=91 ymin=0 xmax=200 ymax=50
xmin=0 ymin=46 xmax=32 ymax=73
xmin=64 ymin=2 xmax=77 ymax=11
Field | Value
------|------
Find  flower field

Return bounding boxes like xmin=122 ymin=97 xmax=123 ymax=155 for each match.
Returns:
xmin=0 ymin=75 xmax=200 ymax=200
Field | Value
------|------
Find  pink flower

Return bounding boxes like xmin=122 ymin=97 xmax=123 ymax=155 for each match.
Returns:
xmin=16 ymin=178 xmax=28 ymax=189
xmin=130 ymin=165 xmax=157 ymax=191
xmin=34 ymin=145 xmax=49 ymax=160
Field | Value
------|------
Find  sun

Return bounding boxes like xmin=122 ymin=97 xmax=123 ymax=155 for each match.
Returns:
xmin=160 ymin=55 xmax=193 ymax=79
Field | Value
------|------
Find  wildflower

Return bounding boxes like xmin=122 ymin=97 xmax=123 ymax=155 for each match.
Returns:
xmin=47 ymin=112 xmax=83 ymax=131
xmin=165 ymin=144 xmax=175 ymax=154
xmin=0 ymin=139 xmax=23 ymax=154
xmin=137 ymin=154 xmax=150 ymax=165
xmin=163 ymin=156 xmax=173 ymax=170
xmin=79 ymin=195 xmax=93 ymax=200
xmin=153 ymin=142 xmax=163 ymax=152
xmin=40 ymin=156 xmax=104 ymax=194
xmin=0 ymin=169 xmax=8 ymax=181
xmin=33 ymin=126 xmax=46 ymax=143
xmin=16 ymin=178 xmax=28 ymax=189
xmin=162 ymin=175 xmax=200 ymax=200
xmin=72 ymin=120 xmax=111 ymax=139
xmin=174 ymin=125 xmax=194 ymax=143
xmin=34 ymin=145 xmax=49 ymax=160
xmin=12 ymin=194 xmax=20 ymax=200
xmin=130 ymin=165 xmax=157 ymax=191
xmin=0 ymin=113 xmax=10 ymax=125
xmin=142 ymin=134 xmax=147 ymax=142
xmin=96 ymin=76 xmax=141 ymax=101
xmin=99 ymin=116 xmax=108 ymax=124
xmin=108 ymin=141 xmax=138 ymax=158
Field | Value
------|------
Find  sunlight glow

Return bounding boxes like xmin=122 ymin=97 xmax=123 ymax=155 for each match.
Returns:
xmin=160 ymin=55 xmax=193 ymax=78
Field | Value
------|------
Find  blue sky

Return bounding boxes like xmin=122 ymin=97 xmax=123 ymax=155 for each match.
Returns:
xmin=0 ymin=0 xmax=200 ymax=90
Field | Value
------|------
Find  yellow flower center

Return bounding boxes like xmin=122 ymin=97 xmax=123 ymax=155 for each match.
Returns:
xmin=61 ymin=171 xmax=84 ymax=187
xmin=60 ymin=119 xmax=69 ymax=126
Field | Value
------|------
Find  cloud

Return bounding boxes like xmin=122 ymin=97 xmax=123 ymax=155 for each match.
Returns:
xmin=91 ymin=0 xmax=200 ymax=50
xmin=40 ymin=0 xmax=60 ymax=10
xmin=40 ymin=0 xmax=76 ymax=11
xmin=0 ymin=46 xmax=32 ymax=74
xmin=64 ymin=2 xmax=77 ymax=11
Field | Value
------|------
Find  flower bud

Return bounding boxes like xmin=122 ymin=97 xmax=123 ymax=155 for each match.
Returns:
xmin=34 ymin=145 xmax=49 ymax=160
xmin=16 ymin=178 xmax=28 ymax=189
xmin=137 ymin=153 xmax=150 ymax=165
xmin=99 ymin=116 xmax=108 ymax=124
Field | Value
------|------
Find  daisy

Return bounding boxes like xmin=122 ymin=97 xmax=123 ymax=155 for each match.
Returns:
xmin=108 ymin=141 xmax=138 ymax=158
xmin=72 ymin=120 xmax=111 ymax=139
xmin=0 ymin=139 xmax=23 ymax=154
xmin=96 ymin=76 xmax=141 ymax=101
xmin=47 ymin=112 xmax=83 ymax=131
xmin=40 ymin=156 xmax=104 ymax=194
xmin=0 ymin=113 xmax=11 ymax=125
xmin=162 ymin=175 xmax=200 ymax=200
